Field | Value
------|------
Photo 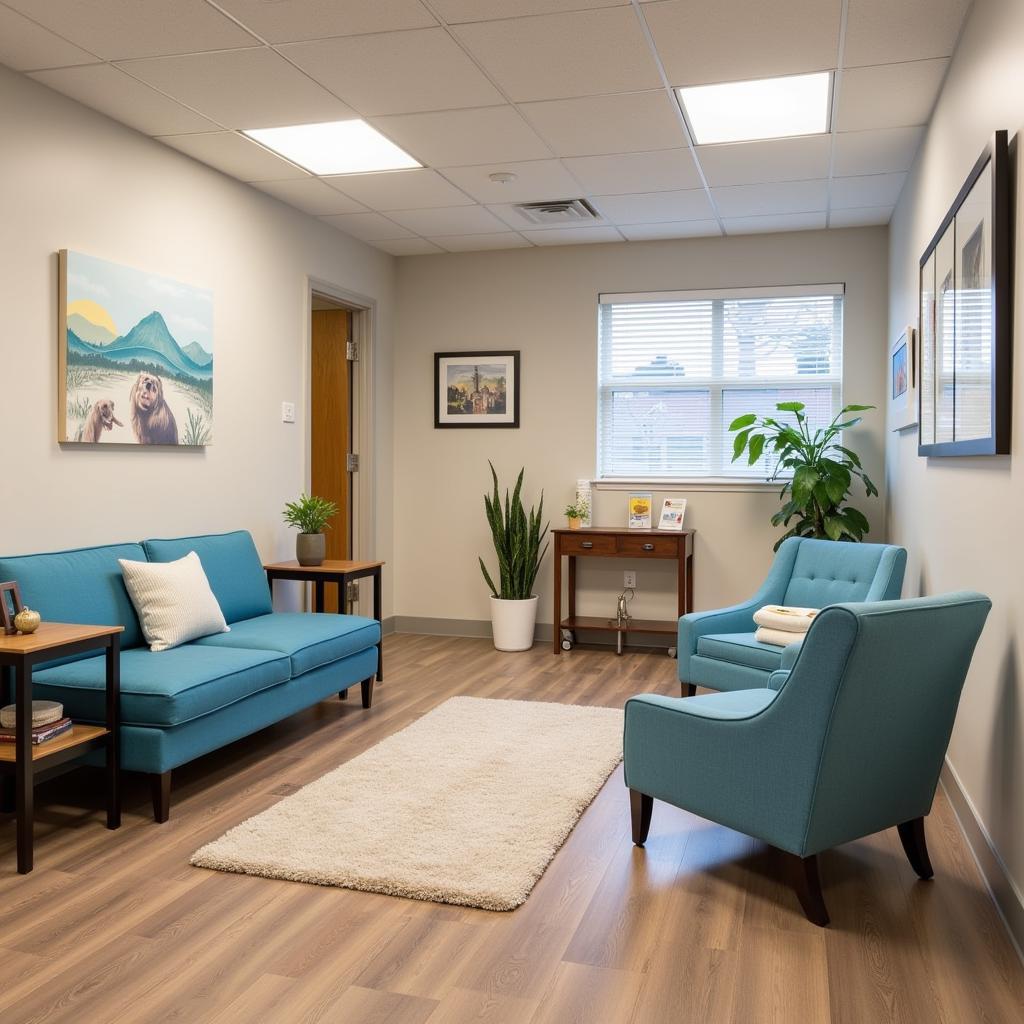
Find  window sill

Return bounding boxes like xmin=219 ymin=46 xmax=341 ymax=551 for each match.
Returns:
xmin=592 ymin=478 xmax=783 ymax=494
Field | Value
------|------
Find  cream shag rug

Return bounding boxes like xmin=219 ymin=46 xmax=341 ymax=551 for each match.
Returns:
xmin=191 ymin=696 xmax=624 ymax=911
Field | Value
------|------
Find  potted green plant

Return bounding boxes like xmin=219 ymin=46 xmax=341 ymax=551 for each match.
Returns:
xmin=282 ymin=493 xmax=339 ymax=566
xmin=729 ymin=401 xmax=878 ymax=550
xmin=480 ymin=462 xmax=549 ymax=651
xmin=563 ymin=498 xmax=589 ymax=530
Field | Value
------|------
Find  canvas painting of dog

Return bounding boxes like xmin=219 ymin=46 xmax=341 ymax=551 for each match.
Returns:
xmin=59 ymin=250 xmax=213 ymax=446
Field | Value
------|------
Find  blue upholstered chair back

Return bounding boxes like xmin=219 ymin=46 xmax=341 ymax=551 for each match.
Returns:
xmin=776 ymin=537 xmax=906 ymax=607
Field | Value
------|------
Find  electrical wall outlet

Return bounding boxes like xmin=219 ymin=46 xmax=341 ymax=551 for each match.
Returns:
xmin=281 ymin=401 xmax=296 ymax=423
xmin=624 ymin=570 xmax=637 ymax=589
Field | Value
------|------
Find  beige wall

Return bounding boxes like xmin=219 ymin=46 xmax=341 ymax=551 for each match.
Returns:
xmin=887 ymin=0 xmax=1024 ymax=929
xmin=0 ymin=66 xmax=396 ymax=616
xmin=393 ymin=227 xmax=889 ymax=632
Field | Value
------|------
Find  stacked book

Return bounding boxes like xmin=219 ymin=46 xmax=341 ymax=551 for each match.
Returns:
xmin=753 ymin=605 xmax=819 ymax=647
xmin=0 ymin=700 xmax=72 ymax=745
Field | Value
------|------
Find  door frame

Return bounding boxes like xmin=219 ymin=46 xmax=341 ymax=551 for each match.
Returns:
xmin=304 ymin=277 xmax=377 ymax=577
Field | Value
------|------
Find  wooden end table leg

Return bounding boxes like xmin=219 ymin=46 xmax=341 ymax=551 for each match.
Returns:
xmin=15 ymin=660 xmax=33 ymax=874
xmin=553 ymin=547 xmax=562 ymax=655
xmin=314 ymin=579 xmax=325 ymax=614
xmin=106 ymin=634 xmax=121 ymax=830
xmin=373 ymin=568 xmax=383 ymax=682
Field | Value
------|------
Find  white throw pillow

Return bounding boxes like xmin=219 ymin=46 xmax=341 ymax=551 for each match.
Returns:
xmin=119 ymin=551 xmax=230 ymax=652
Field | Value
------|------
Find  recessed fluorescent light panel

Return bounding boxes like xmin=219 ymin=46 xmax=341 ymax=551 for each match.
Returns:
xmin=678 ymin=72 xmax=831 ymax=145
xmin=243 ymin=119 xmax=420 ymax=175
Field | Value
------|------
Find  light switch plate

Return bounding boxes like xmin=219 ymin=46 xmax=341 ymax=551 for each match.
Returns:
xmin=281 ymin=401 xmax=296 ymax=423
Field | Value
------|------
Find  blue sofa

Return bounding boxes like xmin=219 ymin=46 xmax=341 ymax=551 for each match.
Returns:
xmin=0 ymin=530 xmax=381 ymax=822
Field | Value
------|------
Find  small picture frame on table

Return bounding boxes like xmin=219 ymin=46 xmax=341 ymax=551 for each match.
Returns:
xmin=627 ymin=493 xmax=653 ymax=530
xmin=1 ymin=581 xmax=25 ymax=636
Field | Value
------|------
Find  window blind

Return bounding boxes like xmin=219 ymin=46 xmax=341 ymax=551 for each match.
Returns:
xmin=597 ymin=285 xmax=844 ymax=480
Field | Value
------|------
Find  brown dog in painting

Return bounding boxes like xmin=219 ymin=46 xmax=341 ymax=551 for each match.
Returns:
xmin=81 ymin=398 xmax=123 ymax=442
xmin=129 ymin=372 xmax=178 ymax=445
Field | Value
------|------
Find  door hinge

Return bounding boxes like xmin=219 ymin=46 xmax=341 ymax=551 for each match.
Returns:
xmin=345 ymin=580 xmax=360 ymax=604
xmin=346 ymin=340 xmax=358 ymax=361
xmin=346 ymin=452 xmax=359 ymax=472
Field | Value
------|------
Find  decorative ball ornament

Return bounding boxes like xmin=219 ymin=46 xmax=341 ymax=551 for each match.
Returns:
xmin=13 ymin=608 xmax=41 ymax=634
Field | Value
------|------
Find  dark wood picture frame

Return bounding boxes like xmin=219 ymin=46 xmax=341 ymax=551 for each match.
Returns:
xmin=0 ymin=581 xmax=25 ymax=636
xmin=434 ymin=350 xmax=521 ymax=429
xmin=918 ymin=131 xmax=1011 ymax=457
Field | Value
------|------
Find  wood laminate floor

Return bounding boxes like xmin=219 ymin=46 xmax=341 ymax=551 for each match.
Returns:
xmin=1 ymin=634 xmax=1022 ymax=1023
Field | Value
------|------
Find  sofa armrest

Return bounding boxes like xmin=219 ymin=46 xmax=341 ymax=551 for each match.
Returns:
xmin=628 ymin=689 xmax=779 ymax=722
xmin=767 ymin=669 xmax=791 ymax=691
xmin=678 ymin=601 xmax=761 ymax=680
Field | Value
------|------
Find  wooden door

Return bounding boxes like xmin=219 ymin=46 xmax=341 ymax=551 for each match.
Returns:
xmin=311 ymin=308 xmax=351 ymax=612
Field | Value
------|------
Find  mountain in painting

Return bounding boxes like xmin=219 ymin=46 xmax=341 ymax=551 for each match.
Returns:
xmin=182 ymin=341 xmax=213 ymax=366
xmin=67 ymin=312 xmax=116 ymax=346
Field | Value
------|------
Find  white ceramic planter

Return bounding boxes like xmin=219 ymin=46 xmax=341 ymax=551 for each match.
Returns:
xmin=490 ymin=595 xmax=539 ymax=652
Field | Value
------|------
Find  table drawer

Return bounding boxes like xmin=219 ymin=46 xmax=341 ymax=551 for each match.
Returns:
xmin=560 ymin=534 xmax=617 ymax=555
xmin=617 ymin=535 xmax=680 ymax=557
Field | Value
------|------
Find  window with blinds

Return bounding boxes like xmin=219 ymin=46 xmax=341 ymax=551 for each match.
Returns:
xmin=597 ymin=285 xmax=844 ymax=481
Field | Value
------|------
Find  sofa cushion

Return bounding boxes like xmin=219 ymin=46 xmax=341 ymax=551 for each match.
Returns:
xmin=0 ymin=543 xmax=146 ymax=657
xmin=192 ymin=612 xmax=380 ymax=677
xmin=696 ymin=633 xmax=785 ymax=673
xmin=143 ymin=531 xmax=272 ymax=624
xmin=32 ymin=645 xmax=290 ymax=727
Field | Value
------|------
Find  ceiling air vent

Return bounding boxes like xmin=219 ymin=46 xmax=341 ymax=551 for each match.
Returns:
xmin=512 ymin=198 xmax=600 ymax=226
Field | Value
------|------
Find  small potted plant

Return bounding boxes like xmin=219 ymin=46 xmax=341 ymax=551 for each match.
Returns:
xmin=563 ymin=498 xmax=589 ymax=530
xmin=282 ymin=493 xmax=339 ymax=566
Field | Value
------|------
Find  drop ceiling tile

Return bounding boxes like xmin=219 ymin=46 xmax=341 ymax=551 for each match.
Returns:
xmin=321 ymin=212 xmax=416 ymax=241
xmin=439 ymin=161 xmax=582 ymax=204
xmin=433 ymin=0 xmax=625 ymax=22
xmin=563 ymin=149 xmax=702 ymax=194
xmin=280 ymin=29 xmax=503 ymax=116
xmin=832 ymin=126 xmax=925 ymax=177
xmin=374 ymin=238 xmax=447 ymax=256
xmin=723 ymin=212 xmax=827 ymax=235
xmin=593 ymin=189 xmax=714 ymax=223
xmin=643 ymin=0 xmax=842 ymax=85
xmin=3 ymin=0 xmax=256 ymax=60
xmin=453 ymin=8 xmax=661 ymax=102
xmin=371 ymin=107 xmax=552 ymax=167
xmin=321 ymin=169 xmax=473 ymax=210
xmin=829 ymin=206 xmax=893 ymax=227
xmin=254 ymin=178 xmax=367 ymax=216
xmin=836 ymin=59 xmax=949 ymax=131
xmin=432 ymin=233 xmax=533 ymax=252
xmin=160 ymin=131 xmax=308 ymax=182
xmin=696 ymin=136 xmax=831 ymax=187
xmin=486 ymin=202 xmax=608 ymax=230
xmin=521 ymin=92 xmax=683 ymax=158
xmin=843 ymin=0 xmax=970 ymax=68
xmin=30 ymin=64 xmax=217 ymax=135
xmin=215 ymin=0 xmax=436 ymax=43
xmin=618 ymin=220 xmax=722 ymax=240
xmin=521 ymin=226 xmax=624 ymax=245
xmin=712 ymin=180 xmax=829 ymax=218
xmin=830 ymin=172 xmax=907 ymax=209
xmin=385 ymin=205 xmax=507 ymax=235
xmin=0 ymin=6 xmax=97 ymax=70
xmin=119 ymin=48 xmax=355 ymax=129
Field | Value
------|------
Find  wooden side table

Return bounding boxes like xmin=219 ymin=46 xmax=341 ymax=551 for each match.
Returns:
xmin=264 ymin=560 xmax=385 ymax=682
xmin=0 ymin=623 xmax=122 ymax=873
xmin=552 ymin=527 xmax=694 ymax=655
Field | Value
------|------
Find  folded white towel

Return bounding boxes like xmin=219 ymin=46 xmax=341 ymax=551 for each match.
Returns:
xmin=753 ymin=605 xmax=819 ymax=633
xmin=755 ymin=626 xmax=806 ymax=648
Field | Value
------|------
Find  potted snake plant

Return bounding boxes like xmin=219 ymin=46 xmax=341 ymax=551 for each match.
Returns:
xmin=480 ymin=462 xmax=549 ymax=651
xmin=282 ymin=493 xmax=339 ymax=566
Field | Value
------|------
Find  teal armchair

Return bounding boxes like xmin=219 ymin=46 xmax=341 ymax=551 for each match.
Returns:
xmin=626 ymin=592 xmax=990 ymax=925
xmin=679 ymin=536 xmax=907 ymax=695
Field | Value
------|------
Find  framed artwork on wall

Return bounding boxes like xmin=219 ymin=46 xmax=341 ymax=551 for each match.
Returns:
xmin=434 ymin=351 xmax=520 ymax=428
xmin=58 ymin=250 xmax=214 ymax=447
xmin=918 ymin=131 xmax=1011 ymax=456
xmin=889 ymin=326 xmax=918 ymax=431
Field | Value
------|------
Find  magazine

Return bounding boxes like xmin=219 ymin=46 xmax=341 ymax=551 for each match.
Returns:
xmin=627 ymin=492 xmax=653 ymax=530
xmin=658 ymin=498 xmax=687 ymax=531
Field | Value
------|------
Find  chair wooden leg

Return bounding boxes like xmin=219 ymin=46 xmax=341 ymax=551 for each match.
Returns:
xmin=360 ymin=677 xmax=375 ymax=709
xmin=630 ymin=789 xmax=653 ymax=846
xmin=788 ymin=852 xmax=830 ymax=926
xmin=339 ymin=688 xmax=348 ymax=700
xmin=897 ymin=817 xmax=934 ymax=879
xmin=151 ymin=771 xmax=171 ymax=824
xmin=680 ymin=682 xmax=696 ymax=697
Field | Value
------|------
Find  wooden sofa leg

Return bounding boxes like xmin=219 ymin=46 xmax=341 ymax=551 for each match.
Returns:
xmin=360 ymin=677 xmax=375 ymax=709
xmin=680 ymin=681 xmax=696 ymax=697
xmin=151 ymin=771 xmax=171 ymax=824
xmin=630 ymin=790 xmax=653 ymax=846
xmin=788 ymin=852 xmax=830 ymax=926
xmin=897 ymin=817 xmax=934 ymax=879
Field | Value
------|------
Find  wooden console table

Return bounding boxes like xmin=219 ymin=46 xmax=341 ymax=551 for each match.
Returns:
xmin=552 ymin=527 xmax=694 ymax=655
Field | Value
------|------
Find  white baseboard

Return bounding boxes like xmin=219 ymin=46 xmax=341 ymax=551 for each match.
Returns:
xmin=940 ymin=759 xmax=1024 ymax=964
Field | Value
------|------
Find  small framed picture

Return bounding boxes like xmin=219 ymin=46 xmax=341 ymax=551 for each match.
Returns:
xmin=627 ymin=492 xmax=653 ymax=530
xmin=434 ymin=351 xmax=520 ymax=428
xmin=658 ymin=497 xmax=687 ymax=531
xmin=889 ymin=326 xmax=918 ymax=431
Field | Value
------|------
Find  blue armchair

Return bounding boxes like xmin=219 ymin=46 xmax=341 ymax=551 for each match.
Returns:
xmin=626 ymin=592 xmax=991 ymax=925
xmin=679 ymin=536 xmax=907 ymax=695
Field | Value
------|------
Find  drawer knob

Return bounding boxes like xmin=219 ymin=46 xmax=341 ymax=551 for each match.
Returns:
xmin=581 ymin=541 xmax=593 ymax=549
xmin=642 ymin=543 xmax=654 ymax=551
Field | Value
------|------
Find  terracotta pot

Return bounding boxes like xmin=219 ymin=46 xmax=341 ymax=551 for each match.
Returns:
xmin=296 ymin=533 xmax=326 ymax=566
